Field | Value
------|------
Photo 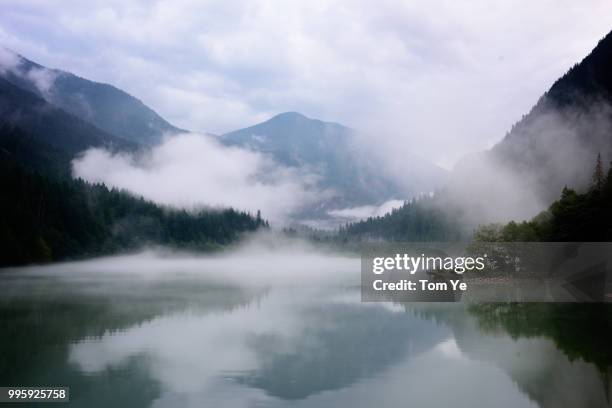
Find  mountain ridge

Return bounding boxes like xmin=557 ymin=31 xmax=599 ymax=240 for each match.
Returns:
xmin=445 ymin=29 xmax=612 ymax=224
xmin=0 ymin=76 xmax=137 ymax=164
xmin=222 ymin=111 xmax=448 ymax=224
xmin=2 ymin=47 xmax=446 ymax=226
xmin=0 ymin=48 xmax=183 ymax=145
xmin=341 ymin=29 xmax=612 ymax=239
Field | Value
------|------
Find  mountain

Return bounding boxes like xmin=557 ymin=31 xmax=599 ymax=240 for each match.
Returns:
xmin=0 ymin=158 xmax=266 ymax=266
xmin=340 ymin=30 xmax=612 ymax=240
xmin=222 ymin=112 xmax=447 ymax=223
xmin=491 ymin=30 xmax=612 ymax=199
xmin=0 ymin=49 xmax=182 ymax=145
xmin=443 ymin=29 xmax=612 ymax=225
xmin=2 ymin=49 xmax=448 ymax=226
xmin=224 ymin=112 xmax=352 ymax=165
xmin=0 ymin=76 xmax=137 ymax=175
xmin=0 ymin=51 xmax=268 ymax=266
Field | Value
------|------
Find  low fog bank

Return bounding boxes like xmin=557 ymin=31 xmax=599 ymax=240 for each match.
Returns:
xmin=71 ymin=130 xmax=429 ymax=228
xmin=444 ymin=151 xmax=546 ymax=225
xmin=4 ymin=231 xmax=359 ymax=286
xmin=442 ymin=99 xmax=612 ymax=225
xmin=72 ymin=98 xmax=612 ymax=230
xmin=328 ymin=199 xmax=404 ymax=221
xmin=72 ymin=132 xmax=328 ymax=225
xmin=297 ymin=199 xmax=406 ymax=230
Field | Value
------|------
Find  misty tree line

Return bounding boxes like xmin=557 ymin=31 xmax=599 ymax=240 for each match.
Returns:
xmin=0 ymin=159 xmax=268 ymax=267
xmin=337 ymin=194 xmax=465 ymax=242
xmin=2 ymin=140 xmax=609 ymax=268
xmin=337 ymin=153 xmax=612 ymax=243
xmin=474 ymin=153 xmax=612 ymax=242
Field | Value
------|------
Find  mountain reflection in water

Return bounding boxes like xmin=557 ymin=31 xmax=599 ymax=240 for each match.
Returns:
xmin=0 ymin=252 xmax=611 ymax=408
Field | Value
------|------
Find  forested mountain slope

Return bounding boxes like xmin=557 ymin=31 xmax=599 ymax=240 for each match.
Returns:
xmin=0 ymin=50 xmax=182 ymax=145
xmin=0 ymin=158 xmax=267 ymax=266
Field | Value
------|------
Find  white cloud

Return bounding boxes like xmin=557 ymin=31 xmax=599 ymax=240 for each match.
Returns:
xmin=0 ymin=45 xmax=58 ymax=96
xmin=328 ymin=199 xmax=404 ymax=221
xmin=1 ymin=0 xmax=612 ymax=168
xmin=72 ymin=132 xmax=324 ymax=224
xmin=24 ymin=66 xmax=57 ymax=96
xmin=0 ymin=45 xmax=20 ymax=73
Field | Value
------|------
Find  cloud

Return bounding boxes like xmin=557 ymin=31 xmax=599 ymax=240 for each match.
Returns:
xmin=1 ymin=0 xmax=612 ymax=169
xmin=72 ymin=132 xmax=325 ymax=224
xmin=24 ymin=66 xmax=57 ymax=96
xmin=0 ymin=45 xmax=58 ymax=96
xmin=443 ymin=100 xmax=612 ymax=224
xmin=328 ymin=199 xmax=404 ymax=221
xmin=0 ymin=45 xmax=20 ymax=73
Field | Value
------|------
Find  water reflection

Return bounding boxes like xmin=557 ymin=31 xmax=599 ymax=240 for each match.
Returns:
xmin=0 ymin=253 xmax=611 ymax=408
xmin=467 ymin=304 xmax=612 ymax=408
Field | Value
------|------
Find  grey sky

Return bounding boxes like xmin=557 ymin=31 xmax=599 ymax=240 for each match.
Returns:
xmin=1 ymin=0 xmax=612 ymax=168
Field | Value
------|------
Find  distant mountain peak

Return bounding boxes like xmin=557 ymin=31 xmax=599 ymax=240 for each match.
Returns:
xmin=272 ymin=111 xmax=309 ymax=120
xmin=221 ymin=112 xmax=448 ymax=225
xmin=265 ymin=111 xmax=347 ymax=130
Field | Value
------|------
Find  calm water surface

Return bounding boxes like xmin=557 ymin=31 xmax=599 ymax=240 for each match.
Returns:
xmin=0 ymin=251 xmax=611 ymax=408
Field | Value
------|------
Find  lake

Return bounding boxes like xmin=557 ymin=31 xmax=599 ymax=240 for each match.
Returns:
xmin=1 ymin=248 xmax=611 ymax=408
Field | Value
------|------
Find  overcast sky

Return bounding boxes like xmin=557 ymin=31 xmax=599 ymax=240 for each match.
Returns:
xmin=1 ymin=0 xmax=612 ymax=167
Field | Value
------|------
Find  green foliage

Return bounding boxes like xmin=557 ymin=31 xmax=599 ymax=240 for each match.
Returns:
xmin=0 ymin=160 xmax=268 ymax=267
xmin=473 ymin=218 xmax=549 ymax=242
xmin=592 ymin=152 xmax=605 ymax=192
xmin=469 ymin=304 xmax=612 ymax=371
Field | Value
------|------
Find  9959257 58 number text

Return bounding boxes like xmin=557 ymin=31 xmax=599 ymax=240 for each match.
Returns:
xmin=0 ymin=387 xmax=69 ymax=402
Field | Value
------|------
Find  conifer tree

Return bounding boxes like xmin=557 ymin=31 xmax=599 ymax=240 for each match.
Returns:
xmin=592 ymin=153 xmax=605 ymax=192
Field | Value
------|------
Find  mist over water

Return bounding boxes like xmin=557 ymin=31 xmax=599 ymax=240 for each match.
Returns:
xmin=3 ymin=3 xmax=612 ymax=408
xmin=2 ymin=243 xmax=611 ymax=408
xmin=5 ymin=234 xmax=358 ymax=288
